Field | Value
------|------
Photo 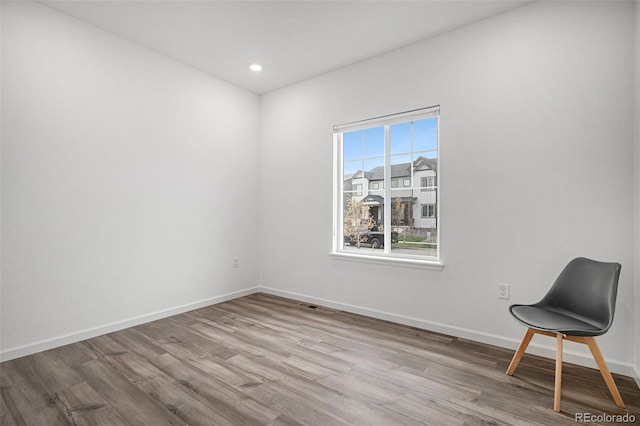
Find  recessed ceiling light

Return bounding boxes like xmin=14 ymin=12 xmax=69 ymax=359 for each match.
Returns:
xmin=249 ymin=63 xmax=263 ymax=72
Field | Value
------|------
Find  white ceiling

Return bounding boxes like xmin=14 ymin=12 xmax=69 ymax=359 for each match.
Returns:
xmin=41 ymin=1 xmax=529 ymax=94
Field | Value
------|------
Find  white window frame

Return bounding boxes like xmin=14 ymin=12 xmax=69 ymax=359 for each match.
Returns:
xmin=421 ymin=204 xmax=436 ymax=218
xmin=331 ymin=106 xmax=442 ymax=268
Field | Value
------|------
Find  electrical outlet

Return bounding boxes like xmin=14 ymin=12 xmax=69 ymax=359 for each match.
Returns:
xmin=497 ymin=283 xmax=510 ymax=300
xmin=233 ymin=257 xmax=239 ymax=268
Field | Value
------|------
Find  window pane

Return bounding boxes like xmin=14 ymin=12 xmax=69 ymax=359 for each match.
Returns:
xmin=391 ymin=195 xmax=410 ymax=227
xmin=413 ymin=153 xmax=437 ymax=192
xmin=363 ymin=126 xmax=384 ymax=158
xmin=343 ymin=131 xmax=362 ymax=161
xmin=390 ymin=154 xmax=412 ymax=188
xmin=390 ymin=122 xmax=411 ymax=154
xmin=391 ymin=180 xmax=437 ymax=257
xmin=342 ymin=193 xmax=387 ymax=252
xmin=413 ymin=117 xmax=438 ymax=153
xmin=391 ymin=199 xmax=437 ymax=256
xmin=364 ymin=158 xmax=384 ymax=182
xmin=343 ymin=160 xmax=362 ymax=177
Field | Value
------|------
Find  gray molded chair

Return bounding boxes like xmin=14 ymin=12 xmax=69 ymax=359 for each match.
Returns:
xmin=506 ymin=257 xmax=624 ymax=412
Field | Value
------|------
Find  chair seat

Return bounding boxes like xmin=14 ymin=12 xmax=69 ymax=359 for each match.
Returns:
xmin=510 ymin=305 xmax=604 ymax=336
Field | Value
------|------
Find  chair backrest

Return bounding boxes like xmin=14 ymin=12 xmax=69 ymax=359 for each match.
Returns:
xmin=538 ymin=257 xmax=621 ymax=334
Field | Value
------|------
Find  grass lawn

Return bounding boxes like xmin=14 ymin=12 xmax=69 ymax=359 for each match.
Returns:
xmin=392 ymin=243 xmax=437 ymax=249
xmin=397 ymin=235 xmax=426 ymax=242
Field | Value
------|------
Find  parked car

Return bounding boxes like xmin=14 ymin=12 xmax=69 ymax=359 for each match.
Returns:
xmin=344 ymin=230 xmax=399 ymax=248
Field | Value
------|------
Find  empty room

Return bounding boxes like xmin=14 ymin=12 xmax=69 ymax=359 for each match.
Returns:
xmin=2 ymin=0 xmax=640 ymax=424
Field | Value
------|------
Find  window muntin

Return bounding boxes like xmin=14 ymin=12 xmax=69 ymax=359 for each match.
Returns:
xmin=334 ymin=106 xmax=439 ymax=261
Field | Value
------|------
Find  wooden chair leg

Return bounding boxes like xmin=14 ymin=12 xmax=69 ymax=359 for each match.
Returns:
xmin=507 ymin=330 xmax=624 ymax=412
xmin=554 ymin=333 xmax=563 ymax=412
xmin=506 ymin=328 xmax=535 ymax=375
xmin=584 ymin=337 xmax=625 ymax=408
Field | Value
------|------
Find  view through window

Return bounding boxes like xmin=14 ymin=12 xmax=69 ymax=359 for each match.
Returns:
xmin=334 ymin=107 xmax=439 ymax=260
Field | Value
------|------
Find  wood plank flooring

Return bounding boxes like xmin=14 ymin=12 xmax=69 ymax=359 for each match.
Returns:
xmin=1 ymin=293 xmax=639 ymax=425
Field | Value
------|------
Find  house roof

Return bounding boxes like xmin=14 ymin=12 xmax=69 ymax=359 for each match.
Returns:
xmin=415 ymin=156 xmax=438 ymax=172
xmin=361 ymin=195 xmax=417 ymax=205
xmin=362 ymin=194 xmax=384 ymax=205
xmin=345 ymin=156 xmax=436 ymax=182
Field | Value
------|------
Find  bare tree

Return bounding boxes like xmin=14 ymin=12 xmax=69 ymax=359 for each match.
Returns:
xmin=392 ymin=197 xmax=403 ymax=226
xmin=343 ymin=196 xmax=376 ymax=248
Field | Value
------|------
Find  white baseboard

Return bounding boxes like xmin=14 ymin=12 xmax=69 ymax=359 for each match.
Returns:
xmin=0 ymin=286 xmax=259 ymax=362
xmin=634 ymin=364 xmax=640 ymax=389
xmin=258 ymin=286 xmax=638 ymax=379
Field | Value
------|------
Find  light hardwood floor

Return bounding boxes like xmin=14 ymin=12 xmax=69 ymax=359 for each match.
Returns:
xmin=1 ymin=293 xmax=639 ymax=425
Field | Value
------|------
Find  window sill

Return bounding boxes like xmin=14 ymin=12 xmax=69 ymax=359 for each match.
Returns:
xmin=329 ymin=252 xmax=444 ymax=270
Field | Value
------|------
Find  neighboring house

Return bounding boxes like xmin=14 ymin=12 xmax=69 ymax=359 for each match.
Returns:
xmin=345 ymin=156 xmax=437 ymax=232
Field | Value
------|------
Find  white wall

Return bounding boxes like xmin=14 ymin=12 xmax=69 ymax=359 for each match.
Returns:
xmin=259 ymin=1 xmax=636 ymax=374
xmin=1 ymin=2 xmax=260 ymax=360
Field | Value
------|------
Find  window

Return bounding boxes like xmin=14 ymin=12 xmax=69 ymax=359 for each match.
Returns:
xmin=421 ymin=204 xmax=436 ymax=218
xmin=421 ymin=176 xmax=436 ymax=191
xmin=333 ymin=106 xmax=440 ymax=262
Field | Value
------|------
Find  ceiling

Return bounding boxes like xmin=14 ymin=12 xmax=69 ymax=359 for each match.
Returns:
xmin=41 ymin=1 xmax=529 ymax=95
